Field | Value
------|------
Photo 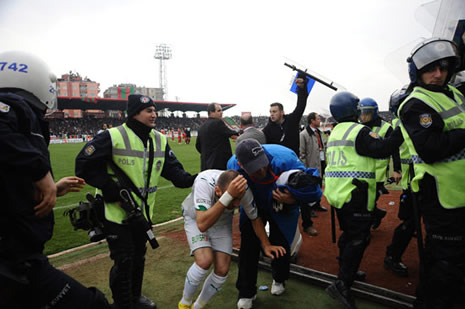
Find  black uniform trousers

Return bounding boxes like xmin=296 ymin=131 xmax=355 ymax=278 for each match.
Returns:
xmin=386 ymin=189 xmax=415 ymax=261
xmin=335 ymin=199 xmax=372 ymax=287
xmin=104 ymin=218 xmax=148 ymax=309
xmin=236 ymin=215 xmax=291 ymax=298
xmin=0 ymin=253 xmax=110 ymax=309
xmin=415 ymin=177 xmax=465 ymax=308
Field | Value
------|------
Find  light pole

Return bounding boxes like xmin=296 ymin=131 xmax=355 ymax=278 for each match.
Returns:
xmin=154 ymin=44 xmax=172 ymax=101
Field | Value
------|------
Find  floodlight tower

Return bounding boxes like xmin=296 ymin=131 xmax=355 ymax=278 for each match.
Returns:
xmin=154 ymin=44 xmax=172 ymax=101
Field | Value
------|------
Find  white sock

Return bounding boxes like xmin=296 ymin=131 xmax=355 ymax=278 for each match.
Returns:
xmin=180 ymin=263 xmax=208 ymax=305
xmin=194 ymin=272 xmax=227 ymax=309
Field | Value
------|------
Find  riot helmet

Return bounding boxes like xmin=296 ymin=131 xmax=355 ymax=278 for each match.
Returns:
xmin=359 ymin=98 xmax=378 ymax=123
xmin=407 ymin=38 xmax=460 ymax=85
xmin=329 ymin=91 xmax=360 ymax=122
xmin=389 ymin=85 xmax=410 ymax=116
xmin=0 ymin=50 xmax=57 ymax=111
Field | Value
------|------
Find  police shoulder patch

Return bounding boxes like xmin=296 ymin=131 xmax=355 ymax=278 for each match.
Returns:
xmin=84 ymin=145 xmax=96 ymax=156
xmin=419 ymin=113 xmax=432 ymax=128
xmin=369 ymin=131 xmax=379 ymax=139
xmin=0 ymin=102 xmax=11 ymax=113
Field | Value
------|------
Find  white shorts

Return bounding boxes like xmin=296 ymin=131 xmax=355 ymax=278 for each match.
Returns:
xmin=184 ymin=215 xmax=233 ymax=255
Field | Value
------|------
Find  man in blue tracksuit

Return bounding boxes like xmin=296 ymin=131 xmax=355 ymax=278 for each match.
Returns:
xmin=228 ymin=138 xmax=321 ymax=309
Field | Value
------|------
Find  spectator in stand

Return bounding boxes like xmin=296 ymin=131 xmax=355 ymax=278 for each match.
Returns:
xmin=236 ymin=113 xmax=266 ymax=144
xmin=196 ymin=103 xmax=238 ymax=171
xmin=97 ymin=123 xmax=108 ymax=135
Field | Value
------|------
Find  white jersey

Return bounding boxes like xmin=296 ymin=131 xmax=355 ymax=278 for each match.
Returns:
xmin=182 ymin=169 xmax=257 ymax=225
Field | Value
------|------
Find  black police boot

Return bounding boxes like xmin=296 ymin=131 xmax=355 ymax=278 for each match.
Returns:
xmin=372 ymin=208 xmax=387 ymax=229
xmin=354 ymin=270 xmax=366 ymax=282
xmin=110 ymin=269 xmax=133 ymax=309
xmin=384 ymin=256 xmax=408 ymax=277
xmin=132 ymin=255 xmax=156 ymax=309
xmin=325 ymin=280 xmax=356 ymax=309
xmin=134 ymin=296 xmax=156 ymax=309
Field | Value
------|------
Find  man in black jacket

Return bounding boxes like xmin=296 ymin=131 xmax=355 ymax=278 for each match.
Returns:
xmin=0 ymin=50 xmax=112 ymax=309
xmin=263 ymin=78 xmax=309 ymax=156
xmin=196 ymin=103 xmax=238 ymax=171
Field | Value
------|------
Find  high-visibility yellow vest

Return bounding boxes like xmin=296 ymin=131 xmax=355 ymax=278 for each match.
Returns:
xmin=101 ymin=124 xmax=167 ymax=223
xmin=372 ymin=120 xmax=391 ymax=182
xmin=324 ymin=122 xmax=377 ymax=211
xmin=392 ymin=118 xmax=412 ymax=190
xmin=398 ymin=85 xmax=465 ymax=209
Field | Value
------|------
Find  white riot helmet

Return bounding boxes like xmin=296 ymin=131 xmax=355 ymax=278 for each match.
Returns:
xmin=407 ymin=38 xmax=460 ymax=84
xmin=0 ymin=50 xmax=57 ymax=111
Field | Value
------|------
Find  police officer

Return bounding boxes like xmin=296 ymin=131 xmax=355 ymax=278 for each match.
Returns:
xmin=76 ymin=94 xmax=197 ymax=309
xmin=398 ymin=38 xmax=465 ymax=308
xmin=324 ymin=92 xmax=402 ymax=309
xmin=384 ymin=86 xmax=415 ymax=277
xmin=359 ymin=98 xmax=401 ymax=229
xmin=0 ymin=51 xmax=112 ymax=308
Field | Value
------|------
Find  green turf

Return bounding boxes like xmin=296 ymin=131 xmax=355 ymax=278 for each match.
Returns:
xmin=46 ymin=137 xmax=206 ymax=255
xmin=53 ymin=220 xmax=389 ymax=309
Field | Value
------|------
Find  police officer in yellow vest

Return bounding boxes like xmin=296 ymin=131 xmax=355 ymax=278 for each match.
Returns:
xmin=359 ymin=98 xmax=401 ymax=230
xmin=324 ymin=92 xmax=402 ymax=309
xmin=398 ymin=38 xmax=465 ymax=308
xmin=76 ymin=94 xmax=197 ymax=309
xmin=384 ymin=85 xmax=415 ymax=278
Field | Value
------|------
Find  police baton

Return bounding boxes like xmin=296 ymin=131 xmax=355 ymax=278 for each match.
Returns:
xmin=330 ymin=206 xmax=336 ymax=243
xmin=408 ymin=164 xmax=425 ymax=281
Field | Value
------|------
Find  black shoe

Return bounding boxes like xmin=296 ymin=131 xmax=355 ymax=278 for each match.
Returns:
xmin=326 ymin=280 xmax=356 ymax=309
xmin=372 ymin=208 xmax=387 ymax=229
xmin=314 ymin=205 xmax=327 ymax=212
xmin=384 ymin=256 xmax=408 ymax=277
xmin=354 ymin=270 xmax=366 ymax=282
xmin=134 ymin=295 xmax=157 ymax=309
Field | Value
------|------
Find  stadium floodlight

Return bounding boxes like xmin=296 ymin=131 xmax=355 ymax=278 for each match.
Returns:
xmin=154 ymin=44 xmax=172 ymax=101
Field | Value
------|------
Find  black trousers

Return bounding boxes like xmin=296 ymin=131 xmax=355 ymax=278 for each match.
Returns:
xmin=236 ymin=216 xmax=291 ymax=298
xmin=104 ymin=219 xmax=148 ymax=309
xmin=414 ymin=176 xmax=465 ymax=308
xmin=386 ymin=189 xmax=415 ymax=261
xmin=300 ymin=201 xmax=314 ymax=229
xmin=335 ymin=199 xmax=372 ymax=287
xmin=0 ymin=253 xmax=110 ymax=309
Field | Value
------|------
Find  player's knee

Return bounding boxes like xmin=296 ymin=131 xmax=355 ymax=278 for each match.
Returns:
xmin=214 ymin=265 xmax=230 ymax=277
xmin=195 ymin=258 xmax=213 ymax=271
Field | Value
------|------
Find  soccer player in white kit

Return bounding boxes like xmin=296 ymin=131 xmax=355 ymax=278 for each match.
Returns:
xmin=178 ymin=169 xmax=286 ymax=309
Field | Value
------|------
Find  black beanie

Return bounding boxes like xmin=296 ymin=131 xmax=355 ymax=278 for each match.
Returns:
xmin=127 ymin=94 xmax=156 ymax=118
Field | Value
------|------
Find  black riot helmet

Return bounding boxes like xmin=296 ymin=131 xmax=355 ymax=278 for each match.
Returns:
xmin=389 ymin=84 xmax=410 ymax=117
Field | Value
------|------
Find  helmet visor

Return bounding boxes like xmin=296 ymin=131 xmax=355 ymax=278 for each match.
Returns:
xmin=411 ymin=39 xmax=459 ymax=71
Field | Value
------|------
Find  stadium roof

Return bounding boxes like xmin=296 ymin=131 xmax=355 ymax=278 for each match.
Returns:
xmin=57 ymin=96 xmax=236 ymax=113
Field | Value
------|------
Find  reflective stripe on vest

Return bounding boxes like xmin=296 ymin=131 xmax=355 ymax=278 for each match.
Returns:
xmin=392 ymin=118 xmax=412 ymax=190
xmin=102 ymin=124 xmax=167 ymax=223
xmin=372 ymin=120 xmax=391 ymax=182
xmin=398 ymin=85 xmax=465 ymax=209
xmin=324 ymin=122 xmax=377 ymax=211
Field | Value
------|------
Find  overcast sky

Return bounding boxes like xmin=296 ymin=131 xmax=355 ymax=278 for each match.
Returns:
xmin=1 ymin=0 xmax=435 ymax=117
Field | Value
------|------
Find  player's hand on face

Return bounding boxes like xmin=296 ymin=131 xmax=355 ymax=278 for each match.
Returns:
xmin=272 ymin=188 xmax=296 ymax=205
xmin=227 ymin=175 xmax=247 ymax=199
xmin=225 ymin=198 xmax=241 ymax=210
xmin=263 ymin=245 xmax=286 ymax=259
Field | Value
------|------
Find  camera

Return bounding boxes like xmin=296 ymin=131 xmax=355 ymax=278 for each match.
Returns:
xmin=64 ymin=193 xmax=105 ymax=242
